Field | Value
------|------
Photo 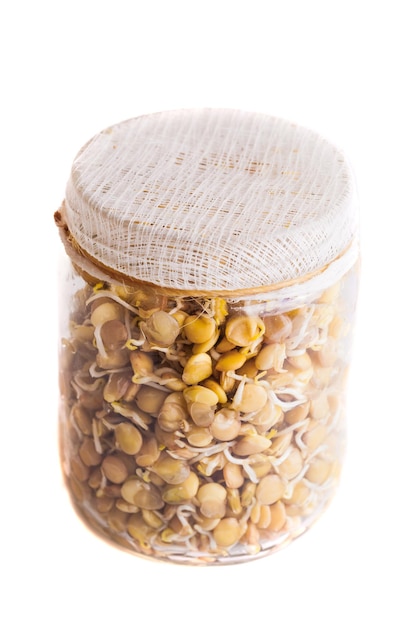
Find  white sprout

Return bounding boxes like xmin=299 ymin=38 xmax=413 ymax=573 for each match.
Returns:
xmin=89 ymin=362 xmax=130 ymax=378
xmin=286 ymin=307 xmax=314 ymax=351
xmin=193 ymin=526 xmax=219 ymax=551
xmin=124 ymin=308 xmax=132 ymax=342
xmin=176 ymin=504 xmax=198 ymax=536
xmin=303 ymin=477 xmax=335 ymax=492
xmin=223 ymin=448 xmax=259 ymax=484
xmin=174 ymin=439 xmax=231 ymax=460
xmin=282 ymin=464 xmax=311 ymax=499
xmin=68 ymin=406 xmax=83 ymax=438
xmin=269 ymin=444 xmax=294 ymax=468
xmin=294 ymin=423 xmax=310 ymax=452
xmin=230 ymin=375 xmax=247 ymax=409
xmin=72 ymin=372 xmax=104 ymax=392
xmin=132 ymin=369 xmax=181 ymax=390
xmin=125 ymin=332 xmax=146 ymax=349
xmin=92 ymin=419 xmax=103 ymax=454
xmin=272 ymin=418 xmax=310 ymax=439
xmin=286 ymin=348 xmax=307 ymax=358
xmin=267 ymin=388 xmax=306 ymax=411
xmin=168 ymin=298 xmax=187 ymax=316
xmin=131 ymin=376 xmax=173 ymax=392
xmin=100 ymin=417 xmax=118 ymax=431
xmin=198 ymin=452 xmax=225 ymax=476
xmin=151 ymin=540 xmax=192 ymax=554
xmin=149 ymin=345 xmax=182 ymax=361
xmin=93 ymin=323 xmax=108 ymax=359
xmin=111 ymin=402 xmax=149 ymax=430
xmin=86 ymin=290 xmax=140 ymax=315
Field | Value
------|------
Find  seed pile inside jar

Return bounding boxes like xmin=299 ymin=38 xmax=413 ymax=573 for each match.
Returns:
xmin=59 ymin=274 xmax=351 ymax=564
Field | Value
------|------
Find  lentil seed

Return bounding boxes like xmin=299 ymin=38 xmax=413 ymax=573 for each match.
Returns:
xmin=107 ymin=507 xmax=129 ymax=532
xmin=101 ymin=455 xmax=129 ymax=484
xmin=183 ymin=385 xmax=218 ymax=406
xmin=233 ymin=433 xmax=271 ymax=456
xmin=255 ymin=343 xmax=285 ymax=371
xmin=79 ymin=438 xmax=102 ymax=466
xmin=256 ymin=474 xmax=285 ymax=505
xmin=225 ymin=316 xmax=265 ymax=347
xmin=136 ymin=386 xmax=168 ymax=415
xmin=263 ymin=314 xmax=292 ymax=343
xmin=103 ymin=372 xmax=131 ymax=403
xmin=189 ymin=402 xmax=215 ymax=427
xmin=201 ymin=379 xmax=228 ymax=404
xmin=70 ymin=455 xmax=90 ymax=482
xmin=215 ymin=350 xmax=247 ymax=372
xmin=210 ymin=409 xmax=241 ymax=441
xmin=303 ymin=421 xmax=328 ymax=451
xmin=162 ymin=472 xmax=199 ymax=504
xmin=182 ymin=352 xmax=213 ymax=385
xmin=135 ymin=436 xmax=160 ymax=467
xmin=197 ymin=483 xmax=227 ymax=518
xmin=158 ymin=395 xmax=188 ymax=432
xmin=143 ymin=311 xmax=180 ymax=347
xmin=95 ymin=495 xmax=114 ymax=513
xmin=183 ymin=315 xmax=216 ymax=344
xmin=100 ymin=319 xmax=128 ymax=351
xmin=127 ymin=514 xmax=154 ymax=546
xmin=233 ymin=383 xmax=268 ymax=413
xmin=72 ymin=403 xmax=93 ymax=435
xmin=268 ymin=501 xmax=286 ymax=532
xmin=115 ymin=422 xmax=143 ymax=455
xmin=152 ymin=454 xmax=191 ymax=484
xmin=213 ymin=517 xmax=242 ymax=547
xmin=121 ymin=478 xmax=164 ymax=510
xmin=130 ymin=351 xmax=154 ymax=378
xmin=223 ymin=462 xmax=244 ymax=488
xmin=279 ymin=448 xmax=304 ymax=480
xmin=305 ymin=458 xmax=332 ymax=484
xmin=91 ymin=302 xmax=123 ymax=327
xmin=186 ymin=425 xmax=213 ymax=447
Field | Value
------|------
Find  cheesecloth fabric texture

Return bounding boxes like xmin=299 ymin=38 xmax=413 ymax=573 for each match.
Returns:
xmin=64 ymin=109 xmax=358 ymax=298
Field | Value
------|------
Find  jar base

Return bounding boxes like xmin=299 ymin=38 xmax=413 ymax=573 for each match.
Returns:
xmin=63 ymin=476 xmax=337 ymax=566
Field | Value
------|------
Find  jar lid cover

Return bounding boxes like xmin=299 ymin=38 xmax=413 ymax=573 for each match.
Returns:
xmin=65 ymin=109 xmax=357 ymax=293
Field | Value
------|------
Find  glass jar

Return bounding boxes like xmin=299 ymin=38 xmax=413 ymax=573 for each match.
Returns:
xmin=56 ymin=109 xmax=359 ymax=565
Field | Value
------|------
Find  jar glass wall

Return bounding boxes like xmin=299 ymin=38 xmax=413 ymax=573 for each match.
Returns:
xmin=58 ymin=253 xmax=359 ymax=565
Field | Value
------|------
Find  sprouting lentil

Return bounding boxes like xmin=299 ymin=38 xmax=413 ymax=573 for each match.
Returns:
xmin=59 ymin=269 xmax=353 ymax=564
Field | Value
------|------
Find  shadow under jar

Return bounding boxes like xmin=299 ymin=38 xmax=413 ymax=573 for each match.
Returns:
xmin=56 ymin=109 xmax=359 ymax=565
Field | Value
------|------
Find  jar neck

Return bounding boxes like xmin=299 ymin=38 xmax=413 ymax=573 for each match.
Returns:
xmin=55 ymin=204 xmax=359 ymax=301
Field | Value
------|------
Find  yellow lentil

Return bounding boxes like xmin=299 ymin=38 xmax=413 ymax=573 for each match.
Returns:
xmin=215 ymin=350 xmax=247 ymax=372
xmin=162 ymin=472 xmax=199 ymax=504
xmin=182 ymin=352 xmax=213 ymax=385
xmin=210 ymin=409 xmax=241 ymax=441
xmin=225 ymin=316 xmax=265 ymax=347
xmin=256 ymin=474 xmax=285 ymax=505
xmin=197 ymin=483 xmax=227 ymax=519
xmin=213 ymin=518 xmax=242 ymax=547
xmin=183 ymin=314 xmax=216 ymax=344
xmin=233 ymin=433 xmax=272 ymax=456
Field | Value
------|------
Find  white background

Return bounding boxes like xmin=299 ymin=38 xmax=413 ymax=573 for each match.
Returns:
xmin=1 ymin=1 xmax=416 ymax=624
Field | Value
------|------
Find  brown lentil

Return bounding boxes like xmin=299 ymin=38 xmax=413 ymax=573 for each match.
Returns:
xmin=79 ymin=438 xmax=102 ymax=467
xmin=101 ymin=455 xmax=129 ymax=484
